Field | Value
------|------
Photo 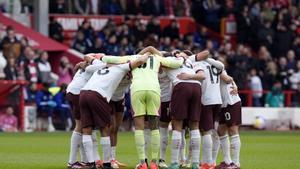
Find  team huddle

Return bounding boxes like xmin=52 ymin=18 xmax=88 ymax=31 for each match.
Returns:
xmin=65 ymin=46 xmax=242 ymax=169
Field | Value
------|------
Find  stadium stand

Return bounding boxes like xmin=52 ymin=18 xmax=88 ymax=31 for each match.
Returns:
xmin=0 ymin=0 xmax=300 ymax=131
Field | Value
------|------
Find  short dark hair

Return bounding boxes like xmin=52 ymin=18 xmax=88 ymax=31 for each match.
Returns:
xmin=182 ymin=50 xmax=193 ymax=56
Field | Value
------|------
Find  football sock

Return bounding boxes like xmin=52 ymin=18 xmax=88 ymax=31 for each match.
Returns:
xmin=159 ymin=127 xmax=168 ymax=161
xmin=190 ymin=129 xmax=201 ymax=164
xmin=202 ymin=134 xmax=213 ymax=164
xmin=144 ymin=129 xmax=151 ymax=159
xmin=91 ymin=131 xmax=101 ymax=161
xmin=79 ymin=142 xmax=88 ymax=162
xmin=171 ymin=130 xmax=182 ymax=163
xmin=82 ymin=135 xmax=94 ymax=163
xmin=68 ymin=131 xmax=82 ymax=163
xmin=100 ymin=137 xmax=111 ymax=163
xmin=151 ymin=129 xmax=160 ymax=161
xmin=231 ymin=134 xmax=241 ymax=166
xmin=111 ymin=146 xmax=116 ymax=160
xmin=212 ymin=130 xmax=220 ymax=164
xmin=219 ymin=135 xmax=232 ymax=164
xmin=179 ymin=130 xmax=186 ymax=162
xmin=135 ymin=130 xmax=146 ymax=161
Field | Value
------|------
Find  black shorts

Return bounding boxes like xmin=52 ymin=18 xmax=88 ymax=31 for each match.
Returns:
xmin=80 ymin=90 xmax=112 ymax=128
xmin=109 ymin=99 xmax=125 ymax=115
xmin=200 ymin=104 xmax=221 ymax=131
xmin=159 ymin=101 xmax=171 ymax=123
xmin=219 ymin=101 xmax=242 ymax=127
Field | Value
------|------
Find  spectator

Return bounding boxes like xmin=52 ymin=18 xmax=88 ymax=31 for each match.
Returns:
xmin=140 ymin=0 xmax=164 ymax=16
xmin=265 ymin=81 xmax=285 ymax=107
xmin=289 ymin=60 xmax=300 ymax=90
xmin=72 ymin=30 xmax=93 ymax=54
xmin=105 ymin=35 xmax=120 ymax=55
xmin=163 ymin=19 xmax=180 ymax=40
xmin=293 ymin=37 xmax=300 ymax=60
xmin=35 ymin=83 xmax=56 ymax=132
xmin=278 ymin=57 xmax=290 ymax=89
xmin=249 ymin=68 xmax=263 ymax=107
xmin=263 ymin=61 xmax=278 ymax=90
xmin=57 ymin=56 xmax=73 ymax=85
xmin=74 ymin=0 xmax=90 ymax=15
xmin=37 ymin=51 xmax=58 ymax=84
xmin=1 ymin=26 xmax=21 ymax=59
xmin=49 ymin=0 xmax=67 ymax=13
xmin=19 ymin=47 xmax=40 ymax=83
xmin=119 ymin=36 xmax=134 ymax=55
xmin=272 ymin=10 xmax=294 ymax=58
xmin=257 ymin=20 xmax=274 ymax=50
xmin=89 ymin=37 xmax=106 ymax=53
xmin=4 ymin=57 xmax=18 ymax=80
xmin=235 ymin=5 xmax=251 ymax=44
xmin=49 ymin=17 xmax=64 ymax=43
xmin=146 ymin=17 xmax=161 ymax=37
xmin=0 ymin=106 xmax=18 ymax=132
xmin=0 ymin=51 xmax=7 ymax=79
xmin=287 ymin=50 xmax=297 ymax=70
xmin=102 ymin=0 xmax=122 ymax=15
xmin=78 ymin=20 xmax=94 ymax=42
xmin=53 ymin=83 xmax=72 ymax=131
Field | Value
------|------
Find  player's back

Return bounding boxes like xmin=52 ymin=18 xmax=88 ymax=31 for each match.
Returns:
xmin=220 ymin=80 xmax=241 ymax=107
xmin=131 ymin=54 xmax=161 ymax=94
xmin=197 ymin=61 xmax=222 ymax=105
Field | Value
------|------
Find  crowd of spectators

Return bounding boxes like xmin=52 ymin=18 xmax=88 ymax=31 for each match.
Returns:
xmin=47 ymin=0 xmax=299 ymax=107
xmin=0 ymin=25 xmax=73 ymax=131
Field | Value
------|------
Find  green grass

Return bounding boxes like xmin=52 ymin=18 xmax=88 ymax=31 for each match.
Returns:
xmin=0 ymin=131 xmax=300 ymax=169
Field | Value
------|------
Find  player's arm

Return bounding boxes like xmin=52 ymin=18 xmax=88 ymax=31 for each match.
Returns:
xmin=177 ymin=70 xmax=206 ymax=81
xmin=205 ymin=58 xmax=224 ymax=70
xmin=230 ymin=80 xmax=239 ymax=95
xmin=138 ymin=46 xmax=163 ymax=56
xmin=102 ymin=55 xmax=134 ymax=64
xmin=129 ymin=53 xmax=150 ymax=69
xmin=85 ymin=60 xmax=107 ymax=73
xmin=220 ymin=70 xmax=233 ymax=83
xmin=160 ymin=57 xmax=184 ymax=69
xmin=189 ymin=50 xmax=210 ymax=62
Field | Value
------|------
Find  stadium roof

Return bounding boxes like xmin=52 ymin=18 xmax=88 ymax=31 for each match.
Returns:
xmin=0 ymin=12 xmax=68 ymax=52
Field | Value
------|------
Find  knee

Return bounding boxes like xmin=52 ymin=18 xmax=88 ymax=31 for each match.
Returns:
xmin=228 ymin=126 xmax=239 ymax=136
xmin=148 ymin=116 xmax=159 ymax=130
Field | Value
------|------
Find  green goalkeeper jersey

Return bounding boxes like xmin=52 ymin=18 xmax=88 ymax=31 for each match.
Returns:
xmin=102 ymin=54 xmax=183 ymax=95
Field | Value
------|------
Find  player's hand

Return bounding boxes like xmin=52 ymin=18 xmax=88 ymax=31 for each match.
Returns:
xmin=230 ymin=85 xmax=238 ymax=95
xmin=177 ymin=73 xmax=191 ymax=80
xmin=94 ymin=53 xmax=105 ymax=59
xmin=139 ymin=52 xmax=150 ymax=63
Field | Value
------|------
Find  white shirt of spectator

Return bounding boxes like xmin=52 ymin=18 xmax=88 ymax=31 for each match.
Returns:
xmin=220 ymin=80 xmax=241 ymax=108
xmin=159 ymin=71 xmax=172 ymax=102
xmin=164 ymin=57 xmax=201 ymax=86
xmin=289 ymin=71 xmax=300 ymax=90
xmin=82 ymin=63 xmax=131 ymax=102
xmin=111 ymin=76 xmax=131 ymax=102
xmin=66 ymin=60 xmax=105 ymax=95
xmin=196 ymin=61 xmax=222 ymax=105
xmin=250 ymin=75 xmax=263 ymax=98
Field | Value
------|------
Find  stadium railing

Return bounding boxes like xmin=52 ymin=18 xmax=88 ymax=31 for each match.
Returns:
xmin=239 ymin=90 xmax=296 ymax=107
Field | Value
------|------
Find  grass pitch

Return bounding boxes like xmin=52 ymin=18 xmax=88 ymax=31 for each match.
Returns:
xmin=0 ymin=131 xmax=299 ymax=169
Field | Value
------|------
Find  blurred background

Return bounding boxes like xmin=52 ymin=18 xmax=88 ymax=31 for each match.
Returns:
xmin=0 ymin=0 xmax=300 ymax=132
